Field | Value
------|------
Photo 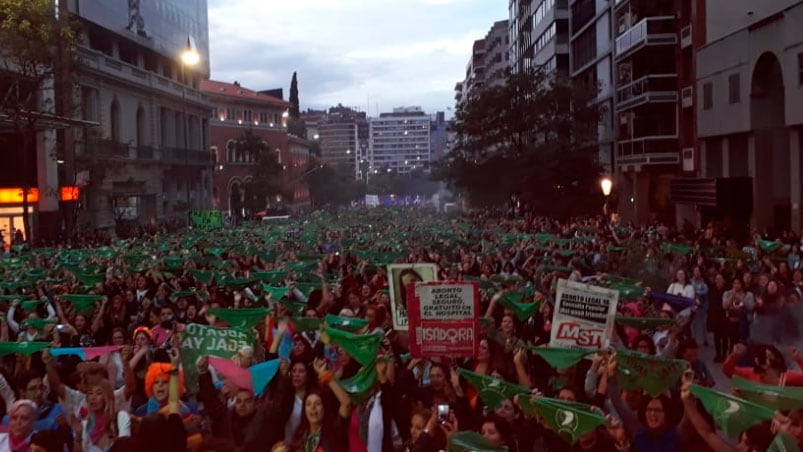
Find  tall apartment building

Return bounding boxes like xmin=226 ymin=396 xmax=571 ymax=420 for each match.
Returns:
xmin=672 ymin=0 xmax=803 ymax=232
xmin=531 ymin=0 xmax=570 ymax=74
xmin=368 ymin=107 xmax=431 ymax=175
xmin=611 ymin=0 xmax=698 ymax=224
xmin=569 ymin=0 xmax=615 ymax=175
xmin=302 ymin=105 xmax=367 ymax=179
xmin=66 ymin=0 xmax=214 ymax=232
xmin=463 ymin=40 xmax=487 ymax=101
xmin=485 ymin=20 xmax=511 ymax=88
xmin=509 ymin=0 xmax=535 ymax=73
xmin=202 ymin=80 xmax=309 ymax=218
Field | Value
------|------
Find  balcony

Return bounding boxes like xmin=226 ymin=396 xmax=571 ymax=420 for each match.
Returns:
xmin=83 ymin=138 xmax=130 ymax=158
xmin=616 ymin=74 xmax=678 ymax=111
xmin=616 ymin=136 xmax=680 ymax=166
xmin=77 ymin=46 xmax=208 ymax=106
xmin=615 ymin=16 xmax=677 ymax=59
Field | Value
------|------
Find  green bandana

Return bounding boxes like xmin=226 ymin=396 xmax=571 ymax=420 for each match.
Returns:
xmin=616 ymin=349 xmax=688 ymax=397
xmin=528 ymin=347 xmax=592 ymax=370
xmin=323 ymin=328 xmax=382 ymax=367
xmin=690 ymin=384 xmax=775 ymax=439
xmin=207 ymin=308 xmax=270 ymax=330
xmin=731 ymin=376 xmax=803 ymax=411
xmin=518 ymin=396 xmax=607 ymax=445
xmin=456 ymin=368 xmax=530 ymax=410
xmin=448 ymin=431 xmax=508 ymax=452
xmin=0 ymin=342 xmax=50 ymax=356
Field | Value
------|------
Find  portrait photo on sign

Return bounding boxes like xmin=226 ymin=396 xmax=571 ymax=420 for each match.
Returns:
xmin=387 ymin=263 xmax=438 ymax=330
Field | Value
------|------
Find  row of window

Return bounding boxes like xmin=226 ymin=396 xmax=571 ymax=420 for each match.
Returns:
xmin=535 ymin=23 xmax=557 ymax=55
xmin=535 ymin=0 xmax=556 ymax=30
xmin=214 ymin=108 xmax=280 ymax=125
xmin=701 ymin=54 xmax=803 ymax=111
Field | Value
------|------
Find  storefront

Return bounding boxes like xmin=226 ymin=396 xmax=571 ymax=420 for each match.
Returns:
xmin=0 ymin=188 xmax=38 ymax=251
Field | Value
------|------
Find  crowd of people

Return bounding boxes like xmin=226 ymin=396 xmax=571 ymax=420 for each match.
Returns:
xmin=0 ymin=208 xmax=801 ymax=452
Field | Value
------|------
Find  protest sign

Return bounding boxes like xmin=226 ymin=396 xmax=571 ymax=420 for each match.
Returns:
xmin=189 ymin=210 xmax=223 ymax=229
xmin=387 ymin=263 xmax=438 ymax=330
xmin=180 ymin=323 xmax=257 ymax=393
xmin=408 ymin=281 xmax=479 ymax=358
xmin=550 ymin=279 xmax=619 ymax=350
xmin=365 ymin=194 xmax=380 ymax=208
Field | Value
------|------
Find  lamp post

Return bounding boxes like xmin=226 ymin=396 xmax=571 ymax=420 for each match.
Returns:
xmin=600 ymin=177 xmax=613 ymax=219
xmin=180 ymin=37 xmax=200 ymax=212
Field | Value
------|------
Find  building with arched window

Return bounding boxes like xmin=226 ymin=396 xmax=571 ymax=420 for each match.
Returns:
xmin=671 ymin=0 xmax=803 ymax=232
xmin=202 ymin=79 xmax=310 ymax=215
xmin=62 ymin=0 xmax=213 ymax=233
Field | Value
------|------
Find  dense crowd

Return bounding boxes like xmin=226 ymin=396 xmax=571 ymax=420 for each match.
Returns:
xmin=0 ymin=208 xmax=802 ymax=452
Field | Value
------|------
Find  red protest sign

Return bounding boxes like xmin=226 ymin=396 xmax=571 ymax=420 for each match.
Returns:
xmin=408 ymin=281 xmax=480 ymax=358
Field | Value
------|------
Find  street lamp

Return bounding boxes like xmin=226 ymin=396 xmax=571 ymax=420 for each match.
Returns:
xmin=181 ymin=36 xmax=200 ymax=212
xmin=600 ymin=177 xmax=613 ymax=219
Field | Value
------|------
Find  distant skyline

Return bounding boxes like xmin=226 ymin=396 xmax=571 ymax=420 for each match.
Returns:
xmin=207 ymin=0 xmax=507 ymax=117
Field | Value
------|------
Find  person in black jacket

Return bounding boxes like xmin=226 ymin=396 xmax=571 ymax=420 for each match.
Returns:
xmin=195 ymin=356 xmax=261 ymax=448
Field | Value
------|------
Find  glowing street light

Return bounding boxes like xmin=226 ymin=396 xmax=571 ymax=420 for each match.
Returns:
xmin=600 ymin=177 xmax=613 ymax=196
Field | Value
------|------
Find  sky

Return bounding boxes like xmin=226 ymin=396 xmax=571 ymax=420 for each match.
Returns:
xmin=207 ymin=0 xmax=508 ymax=117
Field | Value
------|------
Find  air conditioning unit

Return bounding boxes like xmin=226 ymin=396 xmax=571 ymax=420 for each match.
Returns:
xmin=681 ymin=86 xmax=693 ymax=108
xmin=681 ymin=25 xmax=692 ymax=49
xmin=682 ymin=147 xmax=695 ymax=172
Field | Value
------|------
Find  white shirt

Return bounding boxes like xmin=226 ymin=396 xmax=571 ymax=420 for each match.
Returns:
xmin=284 ymin=394 xmax=303 ymax=442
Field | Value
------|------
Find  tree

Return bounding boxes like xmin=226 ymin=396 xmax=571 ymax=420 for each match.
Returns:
xmin=238 ymin=130 xmax=284 ymax=215
xmin=306 ymin=159 xmax=364 ymax=207
xmin=436 ymin=67 xmax=602 ymax=217
xmin=287 ymin=71 xmax=306 ymax=137
xmin=0 ymin=0 xmax=79 ymax=243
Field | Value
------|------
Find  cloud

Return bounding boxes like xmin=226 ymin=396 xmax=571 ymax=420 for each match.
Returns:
xmin=206 ymin=0 xmax=507 ymax=114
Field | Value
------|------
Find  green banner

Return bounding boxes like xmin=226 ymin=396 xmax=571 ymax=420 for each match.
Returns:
xmin=179 ymin=323 xmax=256 ymax=393
xmin=189 ymin=210 xmax=223 ymax=229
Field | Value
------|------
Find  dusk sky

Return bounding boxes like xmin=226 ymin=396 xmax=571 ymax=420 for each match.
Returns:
xmin=207 ymin=0 xmax=508 ymax=117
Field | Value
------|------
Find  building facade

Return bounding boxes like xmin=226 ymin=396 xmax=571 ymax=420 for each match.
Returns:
xmin=368 ymin=107 xmax=431 ymax=175
xmin=689 ymin=0 xmax=803 ymax=232
xmin=202 ymin=80 xmax=309 ymax=217
xmin=532 ymin=0 xmax=570 ymax=74
xmin=509 ymin=0 xmax=535 ymax=73
xmin=569 ymin=0 xmax=615 ymax=175
xmin=66 ymin=0 xmax=214 ymax=233
xmin=485 ymin=20 xmax=511 ymax=88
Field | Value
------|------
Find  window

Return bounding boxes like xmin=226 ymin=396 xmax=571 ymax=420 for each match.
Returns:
xmin=728 ymin=73 xmax=740 ymax=104
xmin=798 ymin=53 xmax=803 ymax=85
xmin=703 ymin=82 xmax=713 ymax=110
xmin=110 ymin=99 xmax=121 ymax=142
xmin=226 ymin=108 xmax=234 ymax=120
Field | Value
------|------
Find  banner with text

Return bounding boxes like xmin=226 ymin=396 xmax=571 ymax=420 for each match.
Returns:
xmin=387 ymin=263 xmax=439 ymax=331
xmin=189 ymin=210 xmax=223 ymax=229
xmin=408 ymin=281 xmax=479 ymax=358
xmin=550 ymin=279 xmax=619 ymax=350
xmin=180 ymin=323 xmax=257 ymax=393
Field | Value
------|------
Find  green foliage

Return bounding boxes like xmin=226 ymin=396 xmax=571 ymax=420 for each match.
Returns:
xmin=239 ymin=130 xmax=284 ymax=213
xmin=436 ymin=67 xmax=603 ymax=217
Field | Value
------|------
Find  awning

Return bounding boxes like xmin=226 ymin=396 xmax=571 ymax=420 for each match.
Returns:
xmin=0 ymin=111 xmax=99 ymax=131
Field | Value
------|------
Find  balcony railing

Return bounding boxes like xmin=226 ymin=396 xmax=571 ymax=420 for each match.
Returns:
xmin=615 ymin=16 xmax=677 ymax=58
xmin=77 ymin=46 xmax=209 ymax=106
xmin=83 ymin=138 xmax=130 ymax=158
xmin=616 ymin=74 xmax=678 ymax=111
xmin=616 ymin=136 xmax=680 ymax=165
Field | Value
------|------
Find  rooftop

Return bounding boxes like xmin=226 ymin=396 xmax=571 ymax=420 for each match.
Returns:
xmin=200 ymin=80 xmax=289 ymax=108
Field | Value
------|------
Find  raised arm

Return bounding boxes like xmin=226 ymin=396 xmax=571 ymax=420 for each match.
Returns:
xmin=680 ymin=372 xmax=732 ymax=452
xmin=314 ymin=357 xmax=351 ymax=419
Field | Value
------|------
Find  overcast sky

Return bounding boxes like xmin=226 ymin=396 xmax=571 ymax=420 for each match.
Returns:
xmin=207 ymin=0 xmax=507 ymax=117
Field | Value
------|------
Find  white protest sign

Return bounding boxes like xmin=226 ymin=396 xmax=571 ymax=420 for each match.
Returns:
xmin=550 ymin=279 xmax=619 ymax=350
